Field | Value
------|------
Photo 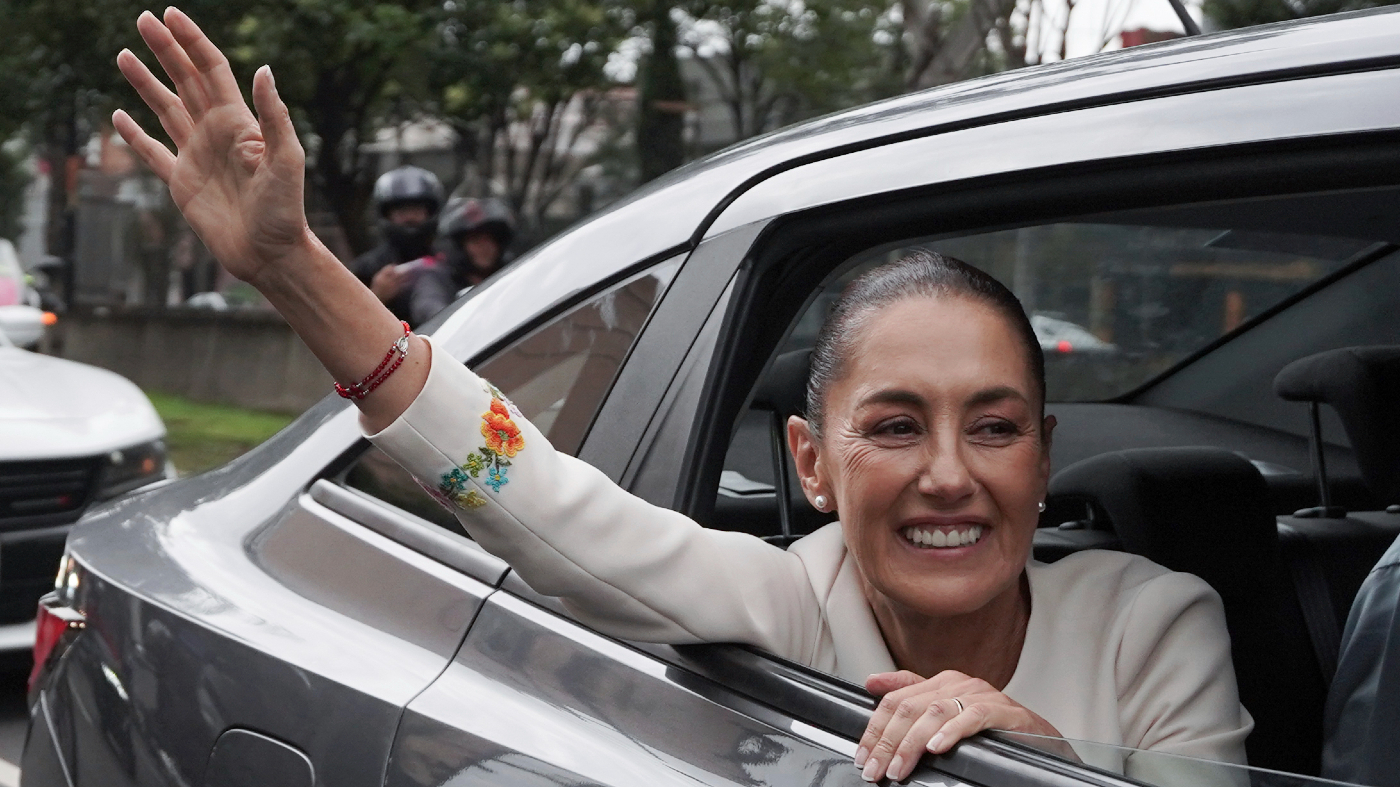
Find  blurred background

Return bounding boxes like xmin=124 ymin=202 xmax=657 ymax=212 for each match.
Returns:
xmin=0 ymin=0 xmax=1390 ymax=472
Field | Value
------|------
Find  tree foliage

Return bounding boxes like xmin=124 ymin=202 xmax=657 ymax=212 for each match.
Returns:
xmin=1204 ymin=0 xmax=1400 ymax=28
xmin=424 ymin=0 xmax=632 ymax=234
xmin=227 ymin=0 xmax=441 ymax=253
xmin=677 ymin=0 xmax=900 ymax=141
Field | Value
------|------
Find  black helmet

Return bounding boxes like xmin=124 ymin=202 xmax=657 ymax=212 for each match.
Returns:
xmin=374 ymin=166 xmax=443 ymax=259
xmin=439 ymin=197 xmax=516 ymax=249
xmin=372 ymin=166 xmax=444 ymax=217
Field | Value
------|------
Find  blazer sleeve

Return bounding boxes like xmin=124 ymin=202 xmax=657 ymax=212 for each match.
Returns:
xmin=1115 ymin=571 xmax=1253 ymax=774
xmin=365 ymin=338 xmax=823 ymax=657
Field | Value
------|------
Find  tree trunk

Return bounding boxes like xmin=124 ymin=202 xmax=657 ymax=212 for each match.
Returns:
xmin=307 ymin=68 xmax=375 ymax=257
xmin=636 ymin=1 xmax=687 ymax=183
xmin=43 ymin=103 xmax=80 ymax=308
xmin=908 ymin=0 xmax=1019 ymax=89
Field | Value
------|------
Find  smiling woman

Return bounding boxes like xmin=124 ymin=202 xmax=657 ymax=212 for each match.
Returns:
xmin=110 ymin=7 xmax=1250 ymax=785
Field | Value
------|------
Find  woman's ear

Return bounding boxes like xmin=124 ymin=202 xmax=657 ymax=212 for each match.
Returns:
xmin=787 ymin=415 xmax=826 ymax=505
xmin=1039 ymin=413 xmax=1057 ymax=480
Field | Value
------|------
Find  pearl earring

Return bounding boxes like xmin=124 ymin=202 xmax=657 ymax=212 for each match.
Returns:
xmin=1037 ymin=500 xmax=1047 ymax=513
xmin=814 ymin=495 xmax=829 ymax=511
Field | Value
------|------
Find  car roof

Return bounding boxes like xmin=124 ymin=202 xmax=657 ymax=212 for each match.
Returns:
xmin=439 ymin=7 xmax=1400 ymax=360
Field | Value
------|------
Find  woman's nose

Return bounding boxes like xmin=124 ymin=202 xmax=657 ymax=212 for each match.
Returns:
xmin=916 ymin=437 xmax=977 ymax=504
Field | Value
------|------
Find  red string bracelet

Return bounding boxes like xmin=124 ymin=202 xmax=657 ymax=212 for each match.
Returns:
xmin=335 ymin=321 xmax=412 ymax=400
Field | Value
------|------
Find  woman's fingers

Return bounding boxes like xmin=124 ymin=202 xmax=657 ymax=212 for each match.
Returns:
xmin=116 ymin=49 xmax=193 ymax=147
xmin=136 ymin=10 xmax=210 ymax=119
xmin=251 ymin=66 xmax=299 ymax=170
xmin=860 ymin=691 xmax=924 ymax=781
xmin=163 ymin=7 xmax=246 ymax=110
xmin=888 ymin=698 xmax=965 ymax=780
xmin=926 ymin=697 xmax=992 ymax=754
xmin=112 ymin=110 xmax=176 ymax=182
xmin=865 ymin=670 xmax=925 ymax=697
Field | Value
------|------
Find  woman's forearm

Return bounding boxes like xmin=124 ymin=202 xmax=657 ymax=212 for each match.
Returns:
xmin=251 ymin=227 xmax=428 ymax=433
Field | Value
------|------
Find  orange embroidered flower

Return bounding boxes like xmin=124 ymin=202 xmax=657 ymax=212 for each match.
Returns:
xmin=481 ymin=398 xmax=525 ymax=458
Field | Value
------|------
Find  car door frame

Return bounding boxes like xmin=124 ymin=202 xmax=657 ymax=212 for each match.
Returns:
xmin=564 ymin=65 xmax=1400 ymax=785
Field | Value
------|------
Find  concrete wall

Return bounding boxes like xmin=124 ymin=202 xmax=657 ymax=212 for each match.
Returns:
xmin=58 ymin=307 xmax=332 ymax=414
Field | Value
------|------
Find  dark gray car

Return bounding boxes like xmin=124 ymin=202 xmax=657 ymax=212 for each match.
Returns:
xmin=21 ymin=8 xmax=1400 ymax=786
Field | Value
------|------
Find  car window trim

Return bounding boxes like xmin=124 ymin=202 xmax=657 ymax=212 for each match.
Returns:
xmin=660 ymin=131 xmax=1400 ymax=525
xmin=580 ymin=222 xmax=768 ymax=482
xmin=498 ymin=568 xmax=1140 ymax=787
xmin=309 ymin=478 xmax=509 ymax=587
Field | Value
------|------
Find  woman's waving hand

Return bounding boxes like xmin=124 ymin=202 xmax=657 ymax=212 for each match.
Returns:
xmin=114 ymin=7 xmax=428 ymax=431
xmin=114 ymin=9 xmax=309 ymax=285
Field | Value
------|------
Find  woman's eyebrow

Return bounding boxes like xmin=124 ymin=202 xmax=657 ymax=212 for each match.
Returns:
xmin=859 ymin=386 xmax=1029 ymax=409
xmin=967 ymin=386 xmax=1028 ymax=408
xmin=860 ymin=389 xmax=926 ymax=408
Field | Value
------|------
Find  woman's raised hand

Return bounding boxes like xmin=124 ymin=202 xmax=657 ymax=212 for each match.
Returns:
xmin=113 ymin=7 xmax=430 ymax=432
xmin=114 ymin=8 xmax=309 ymax=286
xmin=856 ymin=670 xmax=1068 ymax=782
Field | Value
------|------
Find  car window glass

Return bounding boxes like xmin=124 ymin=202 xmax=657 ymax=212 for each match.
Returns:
xmin=716 ymin=215 xmax=1389 ymax=539
xmin=475 ymin=259 xmax=680 ymax=453
xmin=991 ymin=731 xmax=1343 ymax=787
xmin=343 ymin=258 xmax=681 ymax=534
xmin=807 ymin=224 xmax=1370 ymax=402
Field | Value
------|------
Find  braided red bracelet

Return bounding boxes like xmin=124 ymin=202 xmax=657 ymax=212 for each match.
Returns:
xmin=335 ymin=321 xmax=412 ymax=400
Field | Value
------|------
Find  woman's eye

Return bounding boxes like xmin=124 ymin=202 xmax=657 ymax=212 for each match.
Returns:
xmin=873 ymin=418 xmax=920 ymax=437
xmin=970 ymin=419 xmax=1021 ymax=442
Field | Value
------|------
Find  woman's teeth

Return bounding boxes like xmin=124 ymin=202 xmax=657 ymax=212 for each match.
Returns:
xmin=900 ymin=525 xmax=984 ymax=549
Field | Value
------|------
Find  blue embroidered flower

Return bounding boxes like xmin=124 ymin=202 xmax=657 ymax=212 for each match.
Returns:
xmin=485 ymin=465 xmax=509 ymax=492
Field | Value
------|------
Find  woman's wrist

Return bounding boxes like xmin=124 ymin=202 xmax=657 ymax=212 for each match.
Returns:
xmin=243 ymin=224 xmax=327 ymax=297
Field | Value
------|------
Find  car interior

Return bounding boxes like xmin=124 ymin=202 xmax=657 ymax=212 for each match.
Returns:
xmin=698 ymin=185 xmax=1400 ymax=777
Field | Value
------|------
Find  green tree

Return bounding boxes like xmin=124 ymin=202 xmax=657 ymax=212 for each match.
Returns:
xmin=678 ymin=0 xmax=899 ymax=143
xmin=425 ymin=0 xmax=631 ymax=235
xmin=228 ymin=0 xmax=440 ymax=254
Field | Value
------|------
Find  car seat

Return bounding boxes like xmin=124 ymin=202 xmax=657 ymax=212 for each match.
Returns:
xmin=1276 ymin=346 xmax=1400 ymax=786
xmin=1048 ymin=446 xmax=1326 ymax=775
xmin=749 ymin=349 xmax=836 ymax=544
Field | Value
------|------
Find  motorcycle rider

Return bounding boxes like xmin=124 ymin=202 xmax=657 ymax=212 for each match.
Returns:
xmin=350 ymin=165 xmax=444 ymax=325
xmin=407 ymin=197 xmax=516 ymax=326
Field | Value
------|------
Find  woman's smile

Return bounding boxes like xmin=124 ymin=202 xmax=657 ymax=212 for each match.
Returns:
xmin=897 ymin=522 xmax=987 ymax=550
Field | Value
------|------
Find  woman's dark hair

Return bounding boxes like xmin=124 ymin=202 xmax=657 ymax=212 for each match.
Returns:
xmin=805 ymin=250 xmax=1046 ymax=438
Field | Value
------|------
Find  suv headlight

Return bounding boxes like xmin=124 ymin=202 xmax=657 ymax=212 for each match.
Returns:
xmin=95 ymin=439 xmax=170 ymax=500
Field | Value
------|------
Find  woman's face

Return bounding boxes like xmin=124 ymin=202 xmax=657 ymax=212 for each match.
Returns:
xmin=790 ymin=295 xmax=1053 ymax=620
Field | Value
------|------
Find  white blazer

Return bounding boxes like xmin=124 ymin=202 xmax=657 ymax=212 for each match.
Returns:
xmin=369 ymin=340 xmax=1252 ymax=773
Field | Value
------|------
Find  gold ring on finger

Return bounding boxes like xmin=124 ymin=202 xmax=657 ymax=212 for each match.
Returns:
xmin=951 ymin=697 xmax=965 ymax=714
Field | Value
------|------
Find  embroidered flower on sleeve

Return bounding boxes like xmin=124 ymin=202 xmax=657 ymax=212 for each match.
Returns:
xmin=436 ymin=389 xmax=526 ymax=509
xmin=485 ymin=465 xmax=508 ymax=492
xmin=481 ymin=398 xmax=525 ymax=458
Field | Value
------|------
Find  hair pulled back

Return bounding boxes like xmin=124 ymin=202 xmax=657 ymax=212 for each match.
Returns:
xmin=805 ymin=250 xmax=1046 ymax=439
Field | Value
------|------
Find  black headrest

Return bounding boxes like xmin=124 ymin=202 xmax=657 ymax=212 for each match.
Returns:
xmin=1049 ymin=447 xmax=1278 ymax=576
xmin=753 ymin=349 xmax=812 ymax=421
xmin=1273 ymin=346 xmax=1400 ymax=504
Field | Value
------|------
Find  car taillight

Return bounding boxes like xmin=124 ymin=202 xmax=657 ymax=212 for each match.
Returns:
xmin=30 ymin=555 xmax=86 ymax=692
xmin=1056 ymin=339 xmax=1073 ymax=353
